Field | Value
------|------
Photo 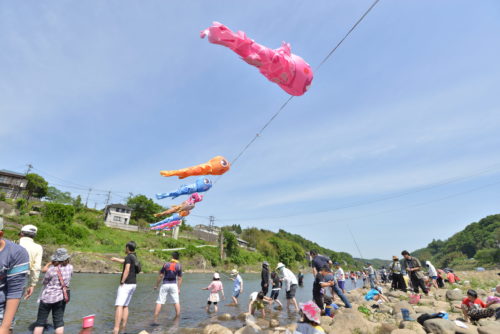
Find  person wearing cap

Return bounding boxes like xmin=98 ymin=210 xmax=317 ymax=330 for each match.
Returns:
xmin=261 ymin=261 xmax=270 ymax=296
xmin=296 ymin=301 xmax=325 ymax=334
xmin=153 ymin=250 xmax=182 ymax=323
xmin=19 ymin=224 xmax=43 ymax=300
xmin=202 ymin=273 xmax=224 ymax=312
xmin=229 ymin=269 xmax=243 ymax=305
xmin=390 ymin=256 xmax=407 ymax=292
xmin=334 ymin=262 xmax=346 ymax=294
xmin=33 ymin=248 xmax=73 ymax=334
xmin=276 ymin=262 xmax=299 ymax=311
xmin=0 ymin=217 xmax=30 ymax=333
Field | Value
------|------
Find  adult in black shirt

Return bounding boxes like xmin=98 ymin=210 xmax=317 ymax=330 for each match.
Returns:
xmin=310 ymin=250 xmax=332 ymax=276
xmin=111 ymin=241 xmax=139 ymax=334
xmin=261 ymin=261 xmax=270 ymax=295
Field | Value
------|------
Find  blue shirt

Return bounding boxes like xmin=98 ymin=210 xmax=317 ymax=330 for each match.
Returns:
xmin=233 ymin=274 xmax=242 ymax=291
xmin=0 ymin=239 xmax=29 ymax=309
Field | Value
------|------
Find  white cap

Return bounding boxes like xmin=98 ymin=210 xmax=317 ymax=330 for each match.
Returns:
xmin=21 ymin=224 xmax=38 ymax=234
xmin=213 ymin=272 xmax=220 ymax=279
xmin=276 ymin=262 xmax=285 ymax=270
xmin=231 ymin=269 xmax=238 ymax=275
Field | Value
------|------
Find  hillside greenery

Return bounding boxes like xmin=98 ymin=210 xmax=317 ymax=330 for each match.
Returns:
xmin=413 ymin=214 xmax=500 ymax=269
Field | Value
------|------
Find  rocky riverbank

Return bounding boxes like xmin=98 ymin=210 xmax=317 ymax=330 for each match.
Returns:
xmin=137 ymin=274 xmax=499 ymax=334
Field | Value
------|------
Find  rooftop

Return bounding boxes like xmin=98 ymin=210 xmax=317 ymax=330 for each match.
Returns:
xmin=106 ymin=203 xmax=133 ymax=211
xmin=0 ymin=169 xmax=26 ymax=178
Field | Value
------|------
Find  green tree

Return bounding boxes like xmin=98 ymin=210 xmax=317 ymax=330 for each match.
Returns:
xmin=45 ymin=186 xmax=73 ymax=204
xmin=42 ymin=203 xmax=75 ymax=227
xmin=25 ymin=173 xmax=48 ymax=200
xmin=126 ymin=194 xmax=164 ymax=223
xmin=223 ymin=229 xmax=240 ymax=258
xmin=72 ymin=195 xmax=84 ymax=212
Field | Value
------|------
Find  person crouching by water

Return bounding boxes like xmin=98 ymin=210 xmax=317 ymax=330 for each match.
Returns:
xmin=202 ymin=273 xmax=224 ymax=313
xmin=111 ymin=241 xmax=139 ymax=334
xmin=33 ymin=248 xmax=73 ymax=334
xmin=153 ymin=251 xmax=182 ymax=322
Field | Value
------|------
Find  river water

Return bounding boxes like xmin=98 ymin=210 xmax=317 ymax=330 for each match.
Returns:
xmin=14 ymin=272 xmax=363 ymax=333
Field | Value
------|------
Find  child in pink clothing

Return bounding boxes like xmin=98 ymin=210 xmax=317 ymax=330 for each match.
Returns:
xmin=202 ymin=273 xmax=225 ymax=312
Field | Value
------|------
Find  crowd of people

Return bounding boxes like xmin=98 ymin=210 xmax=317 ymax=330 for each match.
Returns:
xmin=1 ymin=218 xmax=498 ymax=334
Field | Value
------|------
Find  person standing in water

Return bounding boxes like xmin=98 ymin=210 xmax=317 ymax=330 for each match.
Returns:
xmin=202 ymin=273 xmax=224 ymax=313
xmin=153 ymin=251 xmax=182 ymax=322
xmin=229 ymin=269 xmax=243 ymax=305
xmin=261 ymin=261 xmax=270 ymax=295
xmin=111 ymin=241 xmax=139 ymax=334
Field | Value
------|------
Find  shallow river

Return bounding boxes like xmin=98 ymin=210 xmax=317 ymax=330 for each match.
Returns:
xmin=14 ymin=272 xmax=363 ymax=333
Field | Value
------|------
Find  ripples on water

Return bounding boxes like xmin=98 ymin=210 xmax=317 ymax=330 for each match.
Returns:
xmin=14 ymin=272 xmax=363 ymax=333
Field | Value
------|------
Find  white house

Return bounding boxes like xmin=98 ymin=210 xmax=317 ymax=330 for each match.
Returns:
xmin=104 ymin=204 xmax=137 ymax=231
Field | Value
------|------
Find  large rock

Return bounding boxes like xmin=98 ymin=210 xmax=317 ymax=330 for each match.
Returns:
xmin=399 ymin=321 xmax=426 ymax=334
xmin=330 ymin=308 xmax=377 ymax=334
xmin=377 ymin=323 xmax=398 ymax=334
xmin=393 ymin=301 xmax=417 ymax=320
xmin=414 ymin=306 xmax=437 ymax=315
xmin=203 ymin=324 xmax=233 ymax=334
xmin=392 ymin=330 xmax=419 ymax=334
xmin=477 ymin=321 xmax=500 ymax=334
xmin=446 ymin=289 xmax=463 ymax=301
xmin=423 ymin=319 xmax=456 ymax=334
xmin=388 ymin=290 xmax=409 ymax=298
xmin=433 ymin=301 xmax=452 ymax=312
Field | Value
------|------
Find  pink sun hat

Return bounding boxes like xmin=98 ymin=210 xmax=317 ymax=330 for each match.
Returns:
xmin=299 ymin=301 xmax=322 ymax=324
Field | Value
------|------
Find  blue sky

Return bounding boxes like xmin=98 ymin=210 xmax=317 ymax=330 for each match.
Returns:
xmin=1 ymin=1 xmax=500 ymax=259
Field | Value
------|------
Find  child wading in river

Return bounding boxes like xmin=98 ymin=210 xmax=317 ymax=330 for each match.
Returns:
xmin=202 ymin=273 xmax=224 ymax=312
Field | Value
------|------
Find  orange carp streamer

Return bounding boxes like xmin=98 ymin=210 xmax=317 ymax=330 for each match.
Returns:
xmin=160 ymin=156 xmax=230 ymax=179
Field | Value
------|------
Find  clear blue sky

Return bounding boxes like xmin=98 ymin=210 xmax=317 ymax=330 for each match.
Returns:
xmin=2 ymin=1 xmax=500 ymax=259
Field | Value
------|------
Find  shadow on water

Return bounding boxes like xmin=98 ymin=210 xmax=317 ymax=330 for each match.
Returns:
xmin=14 ymin=272 xmax=364 ymax=333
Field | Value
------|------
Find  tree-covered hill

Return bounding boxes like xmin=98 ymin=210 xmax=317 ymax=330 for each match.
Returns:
xmin=412 ymin=214 xmax=500 ymax=269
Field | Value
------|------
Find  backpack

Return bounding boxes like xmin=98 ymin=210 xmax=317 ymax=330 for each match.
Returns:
xmin=131 ymin=254 xmax=141 ymax=273
xmin=417 ymin=312 xmax=447 ymax=326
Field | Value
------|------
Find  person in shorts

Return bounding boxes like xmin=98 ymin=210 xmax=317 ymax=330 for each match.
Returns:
xmin=202 ymin=273 xmax=224 ymax=312
xmin=334 ymin=262 xmax=346 ymax=294
xmin=269 ymin=272 xmax=283 ymax=308
xmin=229 ymin=269 xmax=243 ymax=305
xmin=111 ymin=241 xmax=139 ymax=334
xmin=276 ymin=262 xmax=299 ymax=311
xmin=153 ymin=251 xmax=182 ymax=322
xmin=0 ymin=217 xmax=29 ymax=332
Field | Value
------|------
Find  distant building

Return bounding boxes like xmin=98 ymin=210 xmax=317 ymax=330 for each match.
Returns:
xmin=104 ymin=204 xmax=137 ymax=231
xmin=0 ymin=169 xmax=28 ymax=199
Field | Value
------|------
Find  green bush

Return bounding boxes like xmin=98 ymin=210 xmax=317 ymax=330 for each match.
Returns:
xmin=16 ymin=198 xmax=28 ymax=214
xmin=475 ymin=248 xmax=500 ymax=265
xmin=75 ymin=212 xmax=102 ymax=230
xmin=42 ymin=203 xmax=75 ymax=226
xmin=0 ymin=192 xmax=6 ymax=201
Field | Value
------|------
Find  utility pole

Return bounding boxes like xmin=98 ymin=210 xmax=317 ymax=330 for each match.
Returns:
xmin=219 ymin=231 xmax=224 ymax=261
xmin=25 ymin=164 xmax=33 ymax=175
xmin=85 ymin=188 xmax=92 ymax=208
xmin=104 ymin=190 xmax=111 ymax=207
xmin=209 ymin=215 xmax=215 ymax=243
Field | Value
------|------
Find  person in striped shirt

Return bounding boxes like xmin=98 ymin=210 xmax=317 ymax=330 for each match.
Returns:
xmin=0 ymin=217 xmax=30 ymax=333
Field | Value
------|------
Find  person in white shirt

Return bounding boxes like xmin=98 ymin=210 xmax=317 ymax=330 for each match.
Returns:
xmin=425 ymin=260 xmax=439 ymax=290
xmin=334 ymin=262 xmax=346 ymax=294
xmin=19 ymin=225 xmax=43 ymax=299
xmin=276 ymin=263 xmax=299 ymax=311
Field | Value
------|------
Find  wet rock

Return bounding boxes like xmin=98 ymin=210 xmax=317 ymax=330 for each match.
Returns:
xmin=446 ymin=289 xmax=463 ymax=301
xmin=269 ymin=319 xmax=280 ymax=328
xmin=255 ymin=318 xmax=269 ymax=328
xmin=217 ymin=313 xmax=233 ymax=321
xmin=203 ymin=324 xmax=233 ymax=334
xmin=179 ymin=328 xmax=204 ymax=334
xmin=138 ymin=331 xmax=150 ymax=334
xmin=237 ymin=312 xmax=250 ymax=321
xmin=234 ymin=322 xmax=262 ymax=334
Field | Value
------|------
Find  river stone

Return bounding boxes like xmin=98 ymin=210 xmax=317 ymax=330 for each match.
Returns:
xmin=217 ymin=313 xmax=233 ymax=321
xmin=237 ymin=312 xmax=250 ymax=321
xmin=393 ymin=301 xmax=417 ymax=320
xmin=179 ymin=328 xmax=204 ymax=334
xmin=388 ymin=290 xmax=408 ymax=298
xmin=203 ymin=324 xmax=233 ymax=334
xmin=234 ymin=322 xmax=262 ymax=334
xmin=330 ymin=308 xmax=376 ymax=334
xmin=477 ymin=321 xmax=500 ymax=334
xmin=377 ymin=323 xmax=398 ymax=334
xmin=446 ymin=289 xmax=463 ymax=301
xmin=138 ymin=331 xmax=150 ymax=334
xmin=392 ymin=330 xmax=419 ymax=334
xmin=269 ymin=319 xmax=280 ymax=328
xmin=414 ymin=306 xmax=436 ymax=314
xmin=399 ymin=321 xmax=426 ymax=334
xmin=433 ymin=301 xmax=452 ymax=312
xmin=435 ymin=290 xmax=448 ymax=301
